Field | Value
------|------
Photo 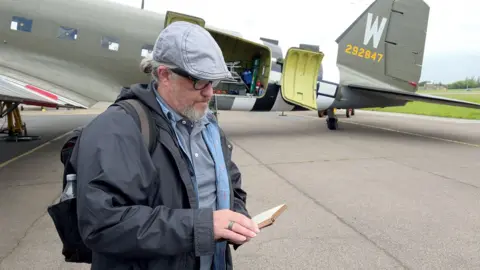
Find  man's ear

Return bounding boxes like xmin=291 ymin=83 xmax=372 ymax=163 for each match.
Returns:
xmin=157 ymin=67 xmax=169 ymax=83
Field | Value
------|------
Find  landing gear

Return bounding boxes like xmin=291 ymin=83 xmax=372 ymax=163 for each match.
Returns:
xmin=0 ymin=101 xmax=40 ymax=142
xmin=346 ymin=108 xmax=355 ymax=118
xmin=209 ymin=95 xmax=219 ymax=121
xmin=211 ymin=107 xmax=219 ymax=121
xmin=317 ymin=110 xmax=325 ymax=118
xmin=326 ymin=108 xmax=338 ymax=130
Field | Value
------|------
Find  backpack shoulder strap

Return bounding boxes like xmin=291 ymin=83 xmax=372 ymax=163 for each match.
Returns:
xmin=115 ymin=99 xmax=157 ymax=154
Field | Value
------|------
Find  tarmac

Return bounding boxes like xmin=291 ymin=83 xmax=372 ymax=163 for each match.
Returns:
xmin=0 ymin=108 xmax=479 ymax=269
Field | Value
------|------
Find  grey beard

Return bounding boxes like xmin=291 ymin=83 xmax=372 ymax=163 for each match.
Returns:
xmin=181 ymin=105 xmax=207 ymax=122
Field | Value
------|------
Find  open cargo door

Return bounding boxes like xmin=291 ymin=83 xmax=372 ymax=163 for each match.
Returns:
xmin=281 ymin=48 xmax=324 ymax=110
xmin=164 ymin=11 xmax=205 ymax=28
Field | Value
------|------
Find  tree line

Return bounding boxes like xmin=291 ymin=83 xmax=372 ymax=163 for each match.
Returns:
xmin=419 ymin=76 xmax=480 ymax=89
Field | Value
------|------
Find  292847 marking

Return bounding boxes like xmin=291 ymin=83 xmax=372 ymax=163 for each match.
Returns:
xmin=345 ymin=44 xmax=383 ymax=62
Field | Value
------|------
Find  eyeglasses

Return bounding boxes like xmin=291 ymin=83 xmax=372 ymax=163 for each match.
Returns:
xmin=170 ymin=68 xmax=220 ymax=90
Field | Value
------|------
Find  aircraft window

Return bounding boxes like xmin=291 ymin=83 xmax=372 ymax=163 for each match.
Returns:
xmin=271 ymin=60 xmax=282 ymax=73
xmin=10 ymin=16 xmax=33 ymax=32
xmin=101 ymin=36 xmax=119 ymax=51
xmin=58 ymin=26 xmax=78 ymax=40
xmin=141 ymin=44 xmax=154 ymax=57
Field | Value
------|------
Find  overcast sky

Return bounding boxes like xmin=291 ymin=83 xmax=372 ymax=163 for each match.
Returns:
xmin=111 ymin=0 xmax=479 ymax=84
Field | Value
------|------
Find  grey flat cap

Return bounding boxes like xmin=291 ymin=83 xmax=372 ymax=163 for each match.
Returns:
xmin=152 ymin=21 xmax=233 ymax=81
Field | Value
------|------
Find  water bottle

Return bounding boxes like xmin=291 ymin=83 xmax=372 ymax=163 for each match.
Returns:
xmin=60 ymin=174 xmax=77 ymax=202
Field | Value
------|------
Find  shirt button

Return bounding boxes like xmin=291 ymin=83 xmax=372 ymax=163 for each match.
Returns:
xmin=182 ymin=120 xmax=186 ymax=124
xmin=195 ymin=153 xmax=199 ymax=157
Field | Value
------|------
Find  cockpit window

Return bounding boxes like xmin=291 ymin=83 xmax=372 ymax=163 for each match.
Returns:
xmin=10 ymin=16 xmax=32 ymax=32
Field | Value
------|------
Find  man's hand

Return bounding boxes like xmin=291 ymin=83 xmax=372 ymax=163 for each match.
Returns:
xmin=213 ymin=209 xmax=260 ymax=245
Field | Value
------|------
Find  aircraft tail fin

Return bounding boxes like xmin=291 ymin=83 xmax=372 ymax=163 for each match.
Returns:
xmin=335 ymin=0 xmax=430 ymax=93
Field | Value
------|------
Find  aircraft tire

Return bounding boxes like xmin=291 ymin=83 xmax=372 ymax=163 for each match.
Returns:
xmin=327 ymin=118 xmax=338 ymax=130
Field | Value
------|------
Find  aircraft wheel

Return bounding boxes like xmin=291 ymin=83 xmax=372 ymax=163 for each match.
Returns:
xmin=351 ymin=108 xmax=355 ymax=116
xmin=327 ymin=117 xmax=338 ymax=130
xmin=346 ymin=109 xmax=350 ymax=118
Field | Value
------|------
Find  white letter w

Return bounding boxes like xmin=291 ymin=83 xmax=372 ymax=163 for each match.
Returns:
xmin=363 ymin=12 xmax=388 ymax=49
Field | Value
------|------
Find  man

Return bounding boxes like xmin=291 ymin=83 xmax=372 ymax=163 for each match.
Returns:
xmin=75 ymin=21 xmax=259 ymax=270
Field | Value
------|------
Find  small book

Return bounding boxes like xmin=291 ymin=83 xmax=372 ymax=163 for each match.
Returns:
xmin=251 ymin=204 xmax=287 ymax=229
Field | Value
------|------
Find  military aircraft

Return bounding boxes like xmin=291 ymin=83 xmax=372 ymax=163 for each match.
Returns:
xmin=1 ymin=0 xmax=479 ymax=142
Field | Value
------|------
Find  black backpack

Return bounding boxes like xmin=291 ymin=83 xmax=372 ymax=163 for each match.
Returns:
xmin=47 ymin=99 xmax=157 ymax=264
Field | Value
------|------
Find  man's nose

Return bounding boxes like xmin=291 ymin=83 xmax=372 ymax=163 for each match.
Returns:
xmin=201 ymin=83 xmax=214 ymax=98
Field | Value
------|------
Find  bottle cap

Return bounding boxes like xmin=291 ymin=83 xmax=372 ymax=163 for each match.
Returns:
xmin=66 ymin=174 xmax=77 ymax=181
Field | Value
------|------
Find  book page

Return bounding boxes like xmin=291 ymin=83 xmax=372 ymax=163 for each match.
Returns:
xmin=252 ymin=204 xmax=286 ymax=225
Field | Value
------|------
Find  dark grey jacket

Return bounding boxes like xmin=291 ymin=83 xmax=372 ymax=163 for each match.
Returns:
xmin=75 ymin=82 xmax=250 ymax=270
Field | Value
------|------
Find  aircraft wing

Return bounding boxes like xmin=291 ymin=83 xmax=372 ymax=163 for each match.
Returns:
xmin=349 ymin=84 xmax=480 ymax=109
xmin=0 ymin=74 xmax=87 ymax=109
